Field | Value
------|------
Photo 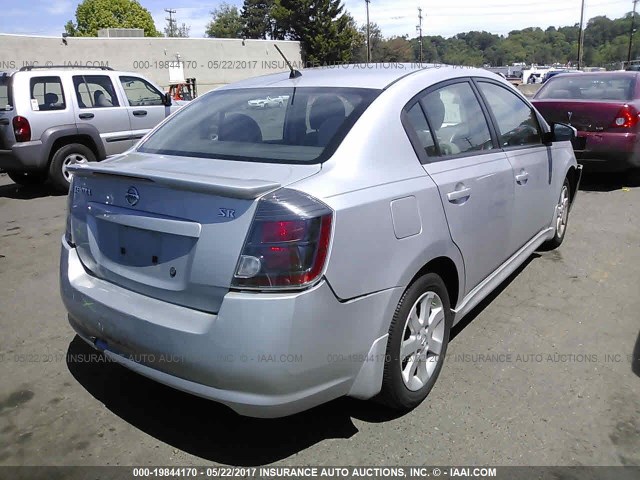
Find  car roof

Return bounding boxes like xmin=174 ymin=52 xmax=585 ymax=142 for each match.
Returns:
xmin=217 ymin=63 xmax=499 ymax=91
xmin=548 ymin=71 xmax=638 ymax=80
xmin=14 ymin=69 xmax=118 ymax=76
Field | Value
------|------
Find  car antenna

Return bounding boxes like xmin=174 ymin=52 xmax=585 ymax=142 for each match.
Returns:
xmin=274 ymin=44 xmax=302 ymax=79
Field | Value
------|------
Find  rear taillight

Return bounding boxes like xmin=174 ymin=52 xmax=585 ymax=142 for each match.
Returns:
xmin=611 ymin=105 xmax=639 ymax=128
xmin=13 ymin=116 xmax=31 ymax=142
xmin=232 ymin=189 xmax=333 ymax=290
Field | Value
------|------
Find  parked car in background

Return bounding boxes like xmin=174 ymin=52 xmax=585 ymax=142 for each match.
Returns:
xmin=61 ymin=65 xmax=581 ymax=418
xmin=533 ymin=71 xmax=640 ymax=183
xmin=0 ymin=66 xmax=179 ymax=191
xmin=542 ymin=70 xmax=581 ymax=83
xmin=247 ymin=95 xmax=289 ymax=109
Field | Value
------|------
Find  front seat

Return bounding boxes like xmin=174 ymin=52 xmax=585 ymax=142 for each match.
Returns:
xmin=94 ymin=90 xmax=113 ymax=107
xmin=218 ymin=113 xmax=263 ymax=143
xmin=305 ymin=96 xmax=346 ymax=146
xmin=43 ymin=93 xmax=59 ymax=109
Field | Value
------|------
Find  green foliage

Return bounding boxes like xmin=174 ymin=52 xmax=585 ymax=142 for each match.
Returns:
xmin=415 ymin=13 xmax=638 ymax=67
xmin=272 ymin=0 xmax=360 ymax=64
xmin=206 ymin=3 xmax=244 ymax=39
xmin=241 ymin=0 xmax=276 ymax=39
xmin=65 ymin=0 xmax=161 ymax=37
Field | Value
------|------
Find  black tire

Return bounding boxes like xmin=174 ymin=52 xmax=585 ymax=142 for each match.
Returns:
xmin=7 ymin=171 xmax=47 ymax=186
xmin=48 ymin=143 xmax=96 ymax=193
xmin=378 ymin=273 xmax=453 ymax=411
xmin=540 ymin=177 xmax=571 ymax=251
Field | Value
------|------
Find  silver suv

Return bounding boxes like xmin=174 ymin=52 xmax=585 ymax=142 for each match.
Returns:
xmin=0 ymin=66 xmax=177 ymax=191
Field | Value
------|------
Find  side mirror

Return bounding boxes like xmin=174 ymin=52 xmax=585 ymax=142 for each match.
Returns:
xmin=163 ymin=93 xmax=172 ymax=107
xmin=543 ymin=122 xmax=576 ymax=144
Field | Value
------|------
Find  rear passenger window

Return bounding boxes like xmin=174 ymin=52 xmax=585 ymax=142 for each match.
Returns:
xmin=30 ymin=76 xmax=66 ymax=111
xmin=478 ymin=82 xmax=542 ymax=148
xmin=73 ymin=75 xmax=120 ymax=109
xmin=417 ymin=82 xmax=494 ymax=158
xmin=405 ymin=102 xmax=436 ymax=156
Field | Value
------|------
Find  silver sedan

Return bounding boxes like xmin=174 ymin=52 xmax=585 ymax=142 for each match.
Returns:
xmin=60 ymin=64 xmax=581 ymax=417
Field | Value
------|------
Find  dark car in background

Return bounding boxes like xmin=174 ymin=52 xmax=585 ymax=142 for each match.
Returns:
xmin=532 ymin=71 xmax=640 ymax=183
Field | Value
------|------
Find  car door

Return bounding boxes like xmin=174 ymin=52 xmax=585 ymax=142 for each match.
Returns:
xmin=475 ymin=80 xmax=552 ymax=251
xmin=403 ymin=79 xmax=515 ymax=295
xmin=118 ymin=75 xmax=170 ymax=144
xmin=72 ymin=74 xmax=134 ymax=155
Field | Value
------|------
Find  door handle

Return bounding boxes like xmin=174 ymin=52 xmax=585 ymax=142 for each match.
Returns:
xmin=447 ymin=186 xmax=472 ymax=202
xmin=78 ymin=113 xmax=94 ymax=120
xmin=515 ymin=171 xmax=529 ymax=185
xmin=0 ymin=118 xmax=8 ymax=126
xmin=133 ymin=110 xmax=148 ymax=117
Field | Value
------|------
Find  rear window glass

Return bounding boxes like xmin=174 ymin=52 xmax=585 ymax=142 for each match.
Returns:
xmin=137 ymin=87 xmax=380 ymax=164
xmin=536 ymin=75 xmax=635 ymax=101
xmin=30 ymin=76 xmax=66 ymax=111
xmin=0 ymin=75 xmax=12 ymax=108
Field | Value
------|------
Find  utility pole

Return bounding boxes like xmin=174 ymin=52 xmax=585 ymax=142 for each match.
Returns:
xmin=576 ymin=0 xmax=585 ymax=69
xmin=628 ymin=0 xmax=639 ymax=63
xmin=417 ymin=7 xmax=424 ymax=64
xmin=365 ymin=0 xmax=371 ymax=63
xmin=165 ymin=8 xmax=177 ymax=37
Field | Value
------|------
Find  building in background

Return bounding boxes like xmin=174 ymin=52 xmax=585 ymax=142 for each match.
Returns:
xmin=0 ymin=33 xmax=302 ymax=94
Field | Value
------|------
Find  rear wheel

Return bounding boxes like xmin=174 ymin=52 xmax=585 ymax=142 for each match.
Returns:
xmin=48 ymin=143 xmax=96 ymax=192
xmin=378 ymin=273 xmax=452 ymax=411
xmin=540 ymin=177 xmax=571 ymax=251
xmin=7 ymin=171 xmax=47 ymax=186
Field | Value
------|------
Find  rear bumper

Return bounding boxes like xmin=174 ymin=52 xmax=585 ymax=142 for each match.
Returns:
xmin=60 ymin=238 xmax=400 ymax=418
xmin=0 ymin=141 xmax=46 ymax=171
xmin=574 ymin=131 xmax=640 ymax=171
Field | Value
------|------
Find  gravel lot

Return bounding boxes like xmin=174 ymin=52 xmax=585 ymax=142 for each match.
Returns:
xmin=0 ymin=171 xmax=638 ymax=467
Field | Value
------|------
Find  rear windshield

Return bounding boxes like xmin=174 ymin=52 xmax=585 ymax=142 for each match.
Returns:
xmin=137 ymin=87 xmax=380 ymax=164
xmin=0 ymin=74 xmax=12 ymax=108
xmin=536 ymin=75 xmax=635 ymax=101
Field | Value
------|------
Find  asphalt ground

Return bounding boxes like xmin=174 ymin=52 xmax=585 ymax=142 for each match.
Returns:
xmin=0 ymin=170 xmax=638 ymax=467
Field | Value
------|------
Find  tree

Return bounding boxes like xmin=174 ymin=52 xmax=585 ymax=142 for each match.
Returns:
xmin=378 ymin=36 xmax=413 ymax=62
xmin=272 ymin=0 xmax=360 ymax=64
xmin=206 ymin=3 xmax=244 ymax=39
xmin=165 ymin=21 xmax=190 ymax=38
xmin=242 ymin=0 xmax=275 ymax=39
xmin=65 ymin=0 xmax=161 ymax=37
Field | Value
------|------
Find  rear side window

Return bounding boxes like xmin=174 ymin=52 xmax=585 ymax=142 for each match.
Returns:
xmin=30 ymin=76 xmax=66 ymax=111
xmin=0 ymin=75 xmax=12 ymax=108
xmin=405 ymin=102 xmax=436 ymax=156
xmin=73 ymin=75 xmax=120 ymax=108
xmin=138 ymin=87 xmax=379 ymax=164
xmin=119 ymin=76 xmax=164 ymax=106
xmin=478 ymin=82 xmax=542 ymax=148
xmin=406 ymin=81 xmax=494 ymax=159
xmin=536 ymin=75 xmax=635 ymax=101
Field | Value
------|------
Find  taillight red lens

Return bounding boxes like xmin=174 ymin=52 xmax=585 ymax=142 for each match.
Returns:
xmin=611 ymin=105 xmax=639 ymax=128
xmin=261 ymin=220 xmax=308 ymax=243
xmin=233 ymin=189 xmax=333 ymax=290
xmin=13 ymin=116 xmax=31 ymax=142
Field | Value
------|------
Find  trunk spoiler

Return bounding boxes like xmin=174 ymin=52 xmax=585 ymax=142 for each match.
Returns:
xmin=67 ymin=163 xmax=281 ymax=200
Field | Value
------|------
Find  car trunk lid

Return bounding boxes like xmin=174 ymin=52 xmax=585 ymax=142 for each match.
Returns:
xmin=533 ymin=99 xmax=632 ymax=133
xmin=68 ymin=152 xmax=321 ymax=313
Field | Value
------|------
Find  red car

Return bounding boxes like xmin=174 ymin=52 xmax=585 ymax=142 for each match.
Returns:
xmin=532 ymin=71 xmax=640 ymax=183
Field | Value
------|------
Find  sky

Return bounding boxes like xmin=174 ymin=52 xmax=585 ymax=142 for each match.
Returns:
xmin=0 ymin=0 xmax=633 ymax=39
